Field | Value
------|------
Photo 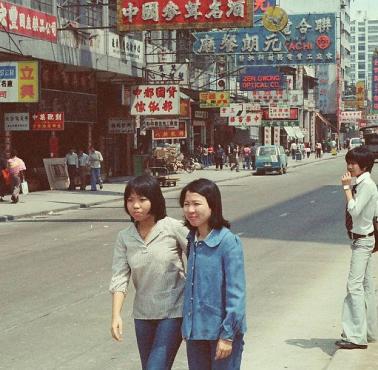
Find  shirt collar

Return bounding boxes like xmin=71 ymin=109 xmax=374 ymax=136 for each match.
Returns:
xmin=355 ymin=171 xmax=370 ymax=185
xmin=188 ymin=227 xmax=229 ymax=248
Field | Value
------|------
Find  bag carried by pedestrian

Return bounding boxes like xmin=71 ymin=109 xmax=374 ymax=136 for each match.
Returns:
xmin=20 ymin=181 xmax=29 ymax=195
xmin=1 ymin=168 xmax=10 ymax=185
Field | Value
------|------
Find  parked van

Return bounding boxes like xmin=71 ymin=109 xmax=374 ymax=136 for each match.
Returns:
xmin=255 ymin=145 xmax=288 ymax=175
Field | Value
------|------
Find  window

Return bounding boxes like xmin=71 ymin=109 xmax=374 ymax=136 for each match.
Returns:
xmin=358 ymin=62 xmax=365 ymax=70
xmin=358 ymin=35 xmax=365 ymax=41
xmin=368 ymin=35 xmax=378 ymax=42
xmin=358 ymin=27 xmax=365 ymax=32
xmin=368 ymin=26 xmax=378 ymax=32
xmin=31 ymin=0 xmax=53 ymax=14
xmin=358 ymin=44 xmax=365 ymax=51
xmin=358 ymin=72 xmax=365 ymax=79
xmin=358 ymin=53 xmax=365 ymax=60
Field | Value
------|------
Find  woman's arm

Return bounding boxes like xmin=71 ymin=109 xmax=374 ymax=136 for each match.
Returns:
xmin=111 ymin=291 xmax=126 ymax=341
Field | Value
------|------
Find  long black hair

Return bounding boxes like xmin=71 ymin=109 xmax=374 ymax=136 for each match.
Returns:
xmin=179 ymin=178 xmax=230 ymax=230
xmin=124 ymin=174 xmax=167 ymax=222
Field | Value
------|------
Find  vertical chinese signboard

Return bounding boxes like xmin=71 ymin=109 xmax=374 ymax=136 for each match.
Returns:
xmin=117 ymin=0 xmax=253 ymax=31
xmin=0 ymin=61 xmax=39 ymax=103
xmin=372 ymin=54 xmax=378 ymax=113
xmin=355 ymin=81 xmax=365 ymax=110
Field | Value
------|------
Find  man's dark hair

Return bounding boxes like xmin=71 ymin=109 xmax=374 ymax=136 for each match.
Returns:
xmin=124 ymin=174 xmax=166 ymax=222
xmin=179 ymin=178 xmax=230 ymax=230
xmin=345 ymin=145 xmax=375 ymax=173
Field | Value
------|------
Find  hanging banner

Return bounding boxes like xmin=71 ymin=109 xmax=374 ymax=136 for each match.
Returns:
xmin=193 ymin=13 xmax=336 ymax=66
xmin=0 ymin=61 xmax=39 ymax=103
xmin=340 ymin=111 xmax=362 ymax=123
xmin=117 ymin=0 xmax=253 ymax=32
xmin=372 ymin=54 xmax=378 ymax=113
xmin=31 ymin=112 xmax=64 ymax=131
xmin=4 ymin=112 xmax=30 ymax=131
xmin=220 ymin=102 xmax=260 ymax=117
xmin=146 ymin=63 xmax=189 ymax=85
xmin=0 ymin=1 xmax=57 ymax=43
xmin=130 ymin=84 xmax=180 ymax=115
xmin=264 ymin=126 xmax=271 ymax=144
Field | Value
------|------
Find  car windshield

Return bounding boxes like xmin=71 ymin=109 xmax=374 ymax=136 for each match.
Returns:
xmin=350 ymin=138 xmax=362 ymax=144
xmin=258 ymin=147 xmax=276 ymax=156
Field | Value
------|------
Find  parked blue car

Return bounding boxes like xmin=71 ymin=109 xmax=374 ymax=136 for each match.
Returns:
xmin=255 ymin=145 xmax=288 ymax=175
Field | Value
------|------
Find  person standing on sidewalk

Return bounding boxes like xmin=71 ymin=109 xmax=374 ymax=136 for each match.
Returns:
xmin=180 ymin=178 xmax=246 ymax=370
xmin=214 ymin=144 xmax=225 ymax=171
xmin=109 ymin=175 xmax=189 ymax=370
xmin=65 ymin=148 xmax=78 ymax=191
xmin=78 ymin=148 xmax=89 ymax=190
xmin=336 ymin=146 xmax=378 ymax=350
xmin=88 ymin=145 xmax=103 ymax=191
xmin=7 ymin=149 xmax=26 ymax=204
xmin=0 ymin=150 xmax=9 ymax=202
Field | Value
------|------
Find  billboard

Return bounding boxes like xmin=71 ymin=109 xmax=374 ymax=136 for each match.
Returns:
xmin=199 ymin=91 xmax=230 ymax=108
xmin=117 ymin=0 xmax=253 ymax=31
xmin=372 ymin=54 xmax=378 ymax=113
xmin=193 ymin=13 xmax=336 ymax=66
xmin=0 ymin=61 xmax=39 ymax=103
xmin=240 ymin=67 xmax=284 ymax=91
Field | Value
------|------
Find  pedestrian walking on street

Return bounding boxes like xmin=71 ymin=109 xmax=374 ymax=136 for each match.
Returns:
xmin=88 ymin=145 xmax=103 ymax=191
xmin=336 ymin=146 xmax=378 ymax=350
xmin=65 ymin=148 xmax=78 ymax=190
xmin=230 ymin=146 xmax=240 ymax=172
xmin=242 ymin=144 xmax=251 ymax=170
xmin=110 ymin=175 xmax=189 ymax=370
xmin=180 ymin=178 xmax=246 ymax=370
xmin=7 ymin=149 xmax=26 ymax=204
xmin=214 ymin=144 xmax=225 ymax=171
xmin=315 ymin=142 xmax=322 ymax=158
xmin=78 ymin=148 xmax=89 ymax=190
xmin=0 ymin=151 xmax=9 ymax=202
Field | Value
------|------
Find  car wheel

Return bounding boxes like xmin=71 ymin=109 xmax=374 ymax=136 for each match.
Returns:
xmin=283 ymin=166 xmax=287 ymax=174
xmin=278 ymin=167 xmax=283 ymax=175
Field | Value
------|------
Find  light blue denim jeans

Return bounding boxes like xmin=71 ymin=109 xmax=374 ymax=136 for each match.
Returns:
xmin=342 ymin=235 xmax=378 ymax=344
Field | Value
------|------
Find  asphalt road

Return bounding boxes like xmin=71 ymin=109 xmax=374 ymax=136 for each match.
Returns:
xmin=1 ymin=155 xmax=378 ymax=370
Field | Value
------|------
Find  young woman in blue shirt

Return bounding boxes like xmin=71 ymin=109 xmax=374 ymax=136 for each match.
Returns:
xmin=179 ymin=178 xmax=247 ymax=370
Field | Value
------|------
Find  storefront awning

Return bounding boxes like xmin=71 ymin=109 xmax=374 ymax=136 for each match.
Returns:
xmin=293 ymin=126 xmax=305 ymax=139
xmin=284 ymin=126 xmax=296 ymax=138
xmin=316 ymin=112 xmax=332 ymax=126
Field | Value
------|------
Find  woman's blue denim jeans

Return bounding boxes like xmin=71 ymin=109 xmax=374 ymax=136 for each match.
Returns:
xmin=186 ymin=334 xmax=244 ymax=370
xmin=134 ymin=318 xmax=182 ymax=370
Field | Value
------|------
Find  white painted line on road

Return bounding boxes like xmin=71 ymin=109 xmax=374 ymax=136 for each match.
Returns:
xmin=237 ymin=232 xmax=244 ymax=236
xmin=279 ymin=213 xmax=288 ymax=217
xmin=310 ymin=200 xmax=316 ymax=204
xmin=331 ymin=190 xmax=337 ymax=194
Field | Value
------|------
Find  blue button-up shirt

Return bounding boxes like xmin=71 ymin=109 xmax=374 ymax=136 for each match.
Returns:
xmin=182 ymin=227 xmax=247 ymax=340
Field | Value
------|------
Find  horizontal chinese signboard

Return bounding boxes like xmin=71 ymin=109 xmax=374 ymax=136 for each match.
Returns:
xmin=4 ymin=112 xmax=30 ymax=131
xmin=199 ymin=91 xmax=230 ymax=108
xmin=152 ymin=122 xmax=187 ymax=140
xmin=367 ymin=114 xmax=378 ymax=122
xmin=193 ymin=13 xmax=336 ymax=66
xmin=228 ymin=113 xmax=262 ymax=126
xmin=146 ymin=63 xmax=189 ymax=85
xmin=108 ymin=33 xmax=144 ymax=64
xmin=262 ymin=120 xmax=299 ymax=127
xmin=269 ymin=105 xmax=291 ymax=119
xmin=117 ymin=0 xmax=253 ymax=32
xmin=240 ymin=67 xmax=284 ymax=91
xmin=0 ymin=1 xmax=57 ymax=42
xmin=130 ymin=84 xmax=180 ymax=115
xmin=220 ymin=103 xmax=260 ymax=117
xmin=0 ymin=61 xmax=39 ymax=103
xmin=108 ymin=118 xmax=134 ymax=134
xmin=262 ymin=107 xmax=298 ymax=120
xmin=249 ymin=90 xmax=287 ymax=103
xmin=340 ymin=111 xmax=362 ymax=123
xmin=144 ymin=118 xmax=180 ymax=129
xmin=31 ymin=112 xmax=64 ymax=131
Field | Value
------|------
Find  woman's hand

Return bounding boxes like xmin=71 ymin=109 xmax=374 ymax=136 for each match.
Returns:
xmin=111 ymin=315 xmax=123 ymax=341
xmin=341 ymin=171 xmax=352 ymax=186
xmin=215 ymin=339 xmax=233 ymax=360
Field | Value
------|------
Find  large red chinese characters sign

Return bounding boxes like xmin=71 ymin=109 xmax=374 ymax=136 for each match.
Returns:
xmin=117 ymin=0 xmax=253 ymax=31
xmin=32 ymin=112 xmax=64 ymax=131
xmin=0 ymin=1 xmax=57 ymax=43
xmin=131 ymin=85 xmax=180 ymax=116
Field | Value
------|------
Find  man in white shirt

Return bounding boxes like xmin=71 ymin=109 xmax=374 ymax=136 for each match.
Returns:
xmin=336 ymin=146 xmax=378 ymax=349
xmin=78 ymin=149 xmax=89 ymax=190
xmin=88 ymin=145 xmax=103 ymax=191
xmin=65 ymin=148 xmax=78 ymax=191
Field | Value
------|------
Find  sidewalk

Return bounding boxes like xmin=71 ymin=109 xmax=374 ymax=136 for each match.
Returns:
xmin=0 ymin=151 xmax=340 ymax=222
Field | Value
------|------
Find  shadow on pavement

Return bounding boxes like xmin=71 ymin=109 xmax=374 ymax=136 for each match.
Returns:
xmin=286 ymin=338 xmax=338 ymax=357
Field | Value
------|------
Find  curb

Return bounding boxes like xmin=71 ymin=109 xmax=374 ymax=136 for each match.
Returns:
xmin=1 ymin=155 xmax=340 ymax=222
